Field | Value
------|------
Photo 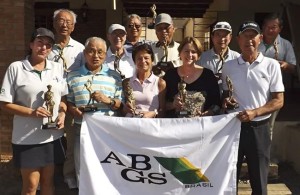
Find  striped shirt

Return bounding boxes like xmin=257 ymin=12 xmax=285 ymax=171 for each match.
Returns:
xmin=67 ymin=64 xmax=123 ymax=123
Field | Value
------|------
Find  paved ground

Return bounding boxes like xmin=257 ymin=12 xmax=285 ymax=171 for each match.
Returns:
xmin=1 ymin=161 xmax=300 ymax=195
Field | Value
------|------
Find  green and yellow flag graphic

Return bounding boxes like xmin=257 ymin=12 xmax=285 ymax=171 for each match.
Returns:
xmin=155 ymin=157 xmax=209 ymax=184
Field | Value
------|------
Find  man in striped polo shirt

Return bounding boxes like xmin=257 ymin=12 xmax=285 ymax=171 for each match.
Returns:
xmin=66 ymin=37 xmax=123 ymax=187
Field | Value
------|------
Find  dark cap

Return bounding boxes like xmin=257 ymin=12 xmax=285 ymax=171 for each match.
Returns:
xmin=238 ymin=21 xmax=261 ymax=35
xmin=32 ymin=28 xmax=55 ymax=43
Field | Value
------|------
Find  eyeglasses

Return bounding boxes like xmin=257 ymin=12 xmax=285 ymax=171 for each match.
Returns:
xmin=128 ymin=24 xmax=141 ymax=29
xmin=86 ymin=49 xmax=106 ymax=57
xmin=56 ymin=19 xmax=74 ymax=27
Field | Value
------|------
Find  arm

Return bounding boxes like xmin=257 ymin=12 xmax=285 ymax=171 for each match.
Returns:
xmin=0 ymin=101 xmax=51 ymax=118
xmin=92 ymin=91 xmax=122 ymax=111
xmin=237 ymin=92 xmax=284 ymax=122
xmin=156 ymin=77 xmax=166 ymax=117
xmin=56 ymin=96 xmax=67 ymax=129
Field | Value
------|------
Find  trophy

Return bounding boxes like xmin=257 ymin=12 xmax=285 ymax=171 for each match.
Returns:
xmin=147 ymin=4 xmax=157 ymax=29
xmin=81 ymin=79 xmax=101 ymax=112
xmin=114 ymin=51 xmax=125 ymax=80
xmin=122 ymin=78 xmax=143 ymax=117
xmin=152 ymin=36 xmax=174 ymax=77
xmin=225 ymin=75 xmax=239 ymax=110
xmin=216 ymin=48 xmax=227 ymax=80
xmin=177 ymin=77 xmax=190 ymax=117
xmin=177 ymin=78 xmax=206 ymax=118
xmin=42 ymin=85 xmax=58 ymax=129
xmin=273 ymin=41 xmax=279 ymax=60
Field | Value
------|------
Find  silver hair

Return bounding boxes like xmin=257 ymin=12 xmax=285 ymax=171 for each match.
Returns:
xmin=84 ymin=37 xmax=107 ymax=51
xmin=53 ymin=9 xmax=77 ymax=24
xmin=126 ymin=14 xmax=141 ymax=25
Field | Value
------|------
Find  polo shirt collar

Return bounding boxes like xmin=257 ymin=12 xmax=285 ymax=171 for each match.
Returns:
xmin=23 ymin=56 xmax=53 ymax=72
xmin=107 ymin=47 xmax=131 ymax=59
xmin=156 ymin=40 xmax=175 ymax=48
xmin=79 ymin=63 xmax=108 ymax=76
xmin=237 ymin=52 xmax=264 ymax=65
xmin=132 ymin=72 xmax=156 ymax=84
xmin=53 ymin=37 xmax=76 ymax=50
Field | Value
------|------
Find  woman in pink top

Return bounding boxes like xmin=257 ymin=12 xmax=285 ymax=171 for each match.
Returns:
xmin=123 ymin=43 xmax=166 ymax=118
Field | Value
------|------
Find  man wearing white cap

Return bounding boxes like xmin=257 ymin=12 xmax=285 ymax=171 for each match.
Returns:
xmin=222 ymin=21 xmax=284 ymax=195
xmin=151 ymin=13 xmax=181 ymax=76
xmin=105 ymin=24 xmax=135 ymax=79
xmin=197 ymin=21 xmax=239 ymax=90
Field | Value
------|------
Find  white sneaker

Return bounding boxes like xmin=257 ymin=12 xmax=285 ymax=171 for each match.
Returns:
xmin=64 ymin=177 xmax=78 ymax=189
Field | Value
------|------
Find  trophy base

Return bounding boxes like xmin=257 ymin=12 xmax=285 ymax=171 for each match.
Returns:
xmin=132 ymin=113 xmax=144 ymax=118
xmin=82 ymin=105 xmax=101 ymax=112
xmin=42 ymin=122 xmax=58 ymax=130
xmin=153 ymin=62 xmax=174 ymax=77
xmin=227 ymin=103 xmax=239 ymax=110
xmin=177 ymin=110 xmax=191 ymax=118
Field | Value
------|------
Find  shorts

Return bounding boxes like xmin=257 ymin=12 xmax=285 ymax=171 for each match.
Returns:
xmin=12 ymin=137 xmax=66 ymax=169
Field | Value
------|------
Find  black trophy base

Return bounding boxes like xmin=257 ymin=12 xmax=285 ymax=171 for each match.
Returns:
xmin=42 ymin=122 xmax=58 ymax=130
xmin=153 ymin=61 xmax=174 ymax=77
xmin=82 ymin=105 xmax=100 ymax=112
xmin=227 ymin=103 xmax=239 ymax=110
xmin=132 ymin=113 xmax=144 ymax=118
xmin=177 ymin=110 xmax=191 ymax=118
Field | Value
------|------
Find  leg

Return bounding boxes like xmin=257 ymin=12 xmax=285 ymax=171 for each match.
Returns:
xmin=39 ymin=164 xmax=55 ymax=195
xmin=245 ymin=123 xmax=271 ymax=195
xmin=63 ymin=114 xmax=77 ymax=188
xmin=20 ymin=168 xmax=40 ymax=195
xmin=74 ymin=123 xmax=82 ymax=187
xmin=268 ymin=110 xmax=280 ymax=140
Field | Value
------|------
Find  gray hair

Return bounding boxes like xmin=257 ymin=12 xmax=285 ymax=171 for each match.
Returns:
xmin=126 ymin=14 xmax=141 ymax=25
xmin=53 ymin=9 xmax=77 ymax=24
xmin=84 ymin=37 xmax=107 ymax=51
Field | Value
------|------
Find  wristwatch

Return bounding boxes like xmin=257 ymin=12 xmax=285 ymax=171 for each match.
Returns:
xmin=109 ymin=98 xmax=116 ymax=107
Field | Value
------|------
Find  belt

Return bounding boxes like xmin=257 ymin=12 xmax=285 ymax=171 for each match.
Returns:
xmin=241 ymin=118 xmax=269 ymax=127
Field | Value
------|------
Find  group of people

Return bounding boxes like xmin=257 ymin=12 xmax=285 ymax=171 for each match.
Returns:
xmin=0 ymin=7 xmax=297 ymax=195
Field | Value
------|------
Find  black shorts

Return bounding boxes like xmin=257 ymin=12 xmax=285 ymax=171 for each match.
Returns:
xmin=12 ymin=137 xmax=66 ymax=169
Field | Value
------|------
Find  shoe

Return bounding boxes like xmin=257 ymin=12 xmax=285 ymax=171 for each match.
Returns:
xmin=64 ymin=177 xmax=78 ymax=189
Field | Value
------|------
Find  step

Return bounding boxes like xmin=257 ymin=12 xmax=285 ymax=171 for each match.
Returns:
xmin=240 ymin=163 xmax=278 ymax=180
xmin=238 ymin=183 xmax=292 ymax=195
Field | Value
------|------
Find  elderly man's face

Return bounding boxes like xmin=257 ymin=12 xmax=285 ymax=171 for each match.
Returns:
xmin=155 ymin=23 xmax=175 ymax=44
xmin=237 ymin=29 xmax=262 ymax=55
xmin=212 ymin=30 xmax=232 ymax=51
xmin=84 ymin=40 xmax=106 ymax=71
xmin=53 ymin=11 xmax=75 ymax=37
xmin=126 ymin=17 xmax=142 ymax=39
xmin=107 ymin=29 xmax=126 ymax=51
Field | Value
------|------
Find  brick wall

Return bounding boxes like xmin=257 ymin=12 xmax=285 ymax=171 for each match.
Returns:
xmin=0 ymin=0 xmax=34 ymax=157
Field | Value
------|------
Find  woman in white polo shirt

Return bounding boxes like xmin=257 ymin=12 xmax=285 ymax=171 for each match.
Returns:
xmin=0 ymin=28 xmax=68 ymax=195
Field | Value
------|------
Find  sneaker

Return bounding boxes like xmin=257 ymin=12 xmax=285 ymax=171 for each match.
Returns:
xmin=64 ymin=177 xmax=78 ymax=189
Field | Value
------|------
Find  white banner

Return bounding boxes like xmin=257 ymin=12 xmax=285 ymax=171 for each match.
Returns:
xmin=79 ymin=113 xmax=241 ymax=195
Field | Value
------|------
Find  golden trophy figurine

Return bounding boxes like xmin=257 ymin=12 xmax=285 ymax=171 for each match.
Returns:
xmin=153 ymin=36 xmax=174 ymax=77
xmin=177 ymin=77 xmax=189 ymax=117
xmin=81 ymin=79 xmax=100 ymax=112
xmin=122 ymin=78 xmax=143 ymax=117
xmin=226 ymin=75 xmax=239 ymax=110
xmin=42 ymin=85 xmax=57 ymax=129
xmin=177 ymin=77 xmax=206 ymax=118
xmin=148 ymin=4 xmax=157 ymax=29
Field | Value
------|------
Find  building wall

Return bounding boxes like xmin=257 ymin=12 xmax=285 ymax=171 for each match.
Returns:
xmin=0 ymin=0 xmax=35 ymax=155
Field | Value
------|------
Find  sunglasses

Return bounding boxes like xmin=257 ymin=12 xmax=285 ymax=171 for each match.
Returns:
xmin=128 ymin=24 xmax=141 ymax=29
